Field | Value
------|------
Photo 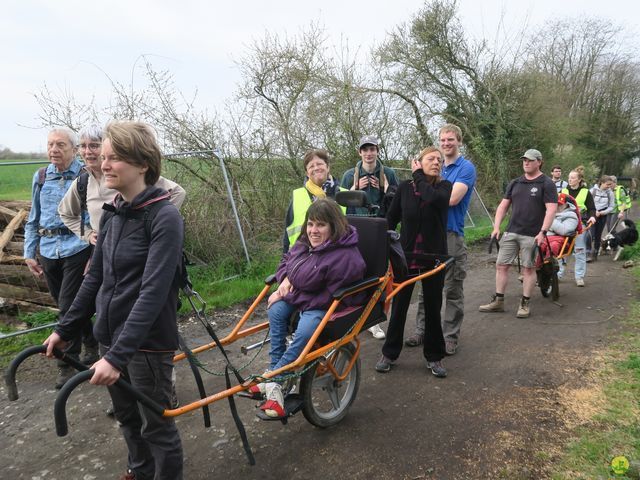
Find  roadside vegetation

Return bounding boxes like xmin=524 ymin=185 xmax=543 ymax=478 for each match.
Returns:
xmin=551 ymin=248 xmax=640 ymax=480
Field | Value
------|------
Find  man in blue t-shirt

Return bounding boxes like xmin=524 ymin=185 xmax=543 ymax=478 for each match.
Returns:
xmin=405 ymin=124 xmax=476 ymax=355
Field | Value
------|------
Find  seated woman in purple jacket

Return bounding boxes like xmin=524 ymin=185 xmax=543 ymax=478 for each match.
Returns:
xmin=260 ymin=198 xmax=366 ymax=419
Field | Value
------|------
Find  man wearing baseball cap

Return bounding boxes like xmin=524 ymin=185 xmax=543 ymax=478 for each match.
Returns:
xmin=479 ymin=148 xmax=557 ymax=318
xmin=341 ymin=134 xmax=398 ymax=339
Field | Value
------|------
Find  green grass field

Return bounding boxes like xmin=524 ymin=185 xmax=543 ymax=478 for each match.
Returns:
xmin=0 ymin=159 xmax=47 ymax=201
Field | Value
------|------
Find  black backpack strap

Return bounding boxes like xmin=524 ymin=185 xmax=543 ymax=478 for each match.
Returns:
xmin=177 ymin=334 xmax=211 ymax=428
xmin=77 ymin=171 xmax=90 ymax=237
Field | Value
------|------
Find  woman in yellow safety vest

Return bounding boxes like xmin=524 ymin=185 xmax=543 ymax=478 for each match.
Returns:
xmin=560 ymin=166 xmax=596 ymax=286
xmin=282 ymin=149 xmax=346 ymax=253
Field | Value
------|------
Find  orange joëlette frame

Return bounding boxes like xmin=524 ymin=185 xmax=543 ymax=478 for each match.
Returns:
xmin=163 ymin=258 xmax=451 ymax=418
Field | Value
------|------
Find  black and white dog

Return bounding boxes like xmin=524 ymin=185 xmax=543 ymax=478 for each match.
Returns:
xmin=601 ymin=219 xmax=638 ymax=261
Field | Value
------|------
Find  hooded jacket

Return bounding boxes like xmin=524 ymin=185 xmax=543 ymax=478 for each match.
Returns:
xmin=276 ymin=225 xmax=367 ymax=311
xmin=549 ymin=202 xmax=579 ymax=236
xmin=56 ymin=186 xmax=183 ymax=372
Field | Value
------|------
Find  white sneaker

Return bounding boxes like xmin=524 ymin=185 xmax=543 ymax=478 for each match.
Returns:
xmin=368 ymin=324 xmax=386 ymax=340
xmin=576 ymin=278 xmax=585 ymax=287
xmin=263 ymin=382 xmax=285 ymax=418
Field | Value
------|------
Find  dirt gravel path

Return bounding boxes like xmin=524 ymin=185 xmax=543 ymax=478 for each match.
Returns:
xmin=1 ymin=241 xmax=635 ymax=479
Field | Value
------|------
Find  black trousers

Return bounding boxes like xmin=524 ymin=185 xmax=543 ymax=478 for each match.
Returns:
xmin=592 ymin=215 xmax=608 ymax=254
xmin=382 ymin=269 xmax=446 ymax=363
xmin=102 ymin=346 xmax=183 ymax=480
xmin=39 ymin=247 xmax=97 ymax=361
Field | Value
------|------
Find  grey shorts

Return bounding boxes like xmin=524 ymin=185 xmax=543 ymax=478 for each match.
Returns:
xmin=496 ymin=232 xmax=537 ymax=268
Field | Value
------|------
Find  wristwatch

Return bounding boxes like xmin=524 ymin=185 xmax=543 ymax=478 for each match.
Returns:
xmin=540 ymin=229 xmax=547 ymax=235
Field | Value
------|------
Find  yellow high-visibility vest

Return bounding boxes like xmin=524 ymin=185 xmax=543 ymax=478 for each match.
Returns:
xmin=562 ymin=187 xmax=588 ymax=213
xmin=286 ymin=187 xmax=347 ymax=246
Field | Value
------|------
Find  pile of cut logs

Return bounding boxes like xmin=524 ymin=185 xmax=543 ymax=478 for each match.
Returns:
xmin=1 ymin=200 xmax=56 ymax=314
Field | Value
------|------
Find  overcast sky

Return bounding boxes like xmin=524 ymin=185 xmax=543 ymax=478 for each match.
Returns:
xmin=1 ymin=0 xmax=638 ymax=153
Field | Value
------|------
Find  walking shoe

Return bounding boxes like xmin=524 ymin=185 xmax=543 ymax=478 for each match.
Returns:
xmin=375 ymin=355 xmax=395 ymax=373
xmin=575 ymin=278 xmax=585 ymax=287
xmin=426 ymin=360 xmax=447 ymax=378
xmin=80 ymin=344 xmax=99 ymax=365
xmin=516 ymin=298 xmax=530 ymax=318
xmin=445 ymin=340 xmax=457 ymax=356
xmin=55 ymin=364 xmax=76 ymax=390
xmin=106 ymin=405 xmax=115 ymax=417
xmin=586 ymin=255 xmax=593 ymax=263
xmin=478 ymin=295 xmax=505 ymax=312
xmin=404 ymin=333 xmax=424 ymax=347
xmin=368 ymin=324 xmax=386 ymax=340
xmin=119 ymin=469 xmax=135 ymax=480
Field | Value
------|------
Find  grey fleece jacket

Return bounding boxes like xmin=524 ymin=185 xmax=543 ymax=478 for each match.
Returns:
xmin=56 ymin=186 xmax=183 ymax=372
xmin=590 ymin=185 xmax=615 ymax=214
xmin=549 ymin=202 xmax=579 ymax=236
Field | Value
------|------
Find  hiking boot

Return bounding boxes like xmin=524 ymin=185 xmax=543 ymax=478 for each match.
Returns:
xmin=479 ymin=295 xmax=505 ymax=313
xmin=445 ymin=340 xmax=457 ymax=356
xmin=119 ymin=469 xmax=136 ymax=480
xmin=516 ymin=298 xmax=531 ymax=318
xmin=375 ymin=355 xmax=395 ymax=373
xmin=55 ymin=364 xmax=76 ymax=390
xmin=368 ymin=324 xmax=386 ymax=340
xmin=80 ymin=344 xmax=99 ymax=365
xmin=575 ymin=278 xmax=585 ymax=287
xmin=404 ymin=333 xmax=424 ymax=347
xmin=426 ymin=360 xmax=447 ymax=378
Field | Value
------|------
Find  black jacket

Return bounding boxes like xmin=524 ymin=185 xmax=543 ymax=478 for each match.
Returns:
xmin=386 ymin=170 xmax=451 ymax=256
xmin=56 ymin=186 xmax=184 ymax=372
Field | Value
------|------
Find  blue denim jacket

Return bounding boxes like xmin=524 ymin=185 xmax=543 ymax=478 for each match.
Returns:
xmin=24 ymin=159 xmax=90 ymax=260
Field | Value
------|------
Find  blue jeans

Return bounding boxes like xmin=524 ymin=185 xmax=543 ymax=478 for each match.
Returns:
xmin=268 ymin=301 xmax=324 ymax=371
xmin=558 ymin=232 xmax=587 ymax=280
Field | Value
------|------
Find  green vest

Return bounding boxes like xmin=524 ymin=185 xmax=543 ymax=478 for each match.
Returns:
xmin=286 ymin=187 xmax=347 ymax=246
xmin=614 ymin=185 xmax=630 ymax=211
xmin=562 ymin=187 xmax=588 ymax=212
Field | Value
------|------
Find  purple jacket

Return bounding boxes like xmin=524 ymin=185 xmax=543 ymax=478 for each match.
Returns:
xmin=276 ymin=225 xmax=367 ymax=311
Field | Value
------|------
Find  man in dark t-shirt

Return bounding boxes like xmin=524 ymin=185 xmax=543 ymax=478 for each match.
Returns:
xmin=479 ymin=149 xmax=558 ymax=318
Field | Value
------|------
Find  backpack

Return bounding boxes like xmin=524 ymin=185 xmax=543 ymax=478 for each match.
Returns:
xmin=352 ymin=160 xmax=396 ymax=217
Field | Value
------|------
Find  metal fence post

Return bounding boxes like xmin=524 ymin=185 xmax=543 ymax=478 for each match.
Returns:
xmin=214 ymin=149 xmax=251 ymax=266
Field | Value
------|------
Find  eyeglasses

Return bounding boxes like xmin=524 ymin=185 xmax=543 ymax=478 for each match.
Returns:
xmin=79 ymin=142 xmax=102 ymax=151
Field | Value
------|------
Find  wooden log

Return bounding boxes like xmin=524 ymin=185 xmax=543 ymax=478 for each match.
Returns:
xmin=0 ymin=255 xmax=26 ymax=265
xmin=0 ymin=298 xmax=58 ymax=315
xmin=0 ymin=209 xmax=28 ymax=262
xmin=0 ymin=282 xmax=56 ymax=306
xmin=0 ymin=200 xmax=31 ymax=211
xmin=0 ymin=205 xmax=20 ymax=224
xmin=0 ymin=265 xmax=49 ymax=291
xmin=5 ymin=241 xmax=22 ymax=255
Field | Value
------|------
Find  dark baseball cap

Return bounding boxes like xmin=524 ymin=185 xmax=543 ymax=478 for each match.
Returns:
xmin=358 ymin=135 xmax=379 ymax=150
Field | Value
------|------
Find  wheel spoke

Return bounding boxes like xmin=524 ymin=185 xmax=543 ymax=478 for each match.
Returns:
xmin=326 ymin=384 xmax=341 ymax=410
xmin=312 ymin=373 xmax=334 ymax=389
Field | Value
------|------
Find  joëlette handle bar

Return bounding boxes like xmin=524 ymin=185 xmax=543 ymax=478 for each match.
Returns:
xmin=5 ymin=345 xmax=87 ymax=401
xmin=54 ymin=369 xmax=164 ymax=437
xmin=5 ymin=345 xmax=164 ymax=436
